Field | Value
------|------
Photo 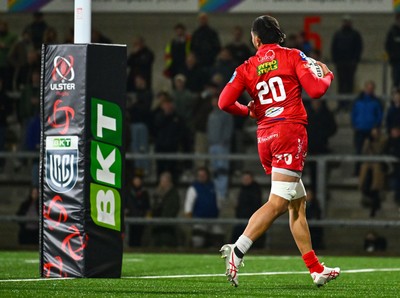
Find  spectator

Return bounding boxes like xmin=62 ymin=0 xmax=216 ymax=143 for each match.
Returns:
xmin=359 ymin=128 xmax=388 ymax=217
xmin=127 ymin=36 xmax=154 ymax=92
xmin=231 ymin=93 xmax=249 ymax=175
xmin=0 ymin=77 xmax=12 ymax=172
xmin=331 ymin=15 xmax=363 ymax=109
xmin=127 ymin=75 xmax=153 ymax=176
xmin=385 ymin=13 xmax=400 ymax=89
xmin=182 ymin=52 xmax=208 ymax=94
xmin=151 ymin=171 xmax=181 ymax=247
xmin=285 ymin=33 xmax=302 ymax=50
xmin=210 ymin=47 xmax=237 ymax=86
xmin=0 ymin=20 xmax=17 ymax=90
xmin=364 ymin=231 xmax=387 ymax=253
xmin=25 ymin=114 xmax=40 ymax=187
xmin=191 ymin=13 xmax=221 ymax=70
xmin=184 ymin=167 xmax=220 ymax=248
xmin=225 ymin=26 xmax=252 ymax=67
xmin=385 ymin=88 xmax=400 ymax=134
xmin=16 ymin=187 xmax=39 ymax=245
xmin=151 ymin=92 xmax=187 ymax=182
xmin=18 ymin=68 xmax=40 ymax=143
xmin=351 ymin=80 xmax=383 ymax=174
xmin=63 ymin=27 xmax=74 ymax=44
xmin=125 ymin=174 xmax=151 ymax=247
xmin=164 ymin=23 xmax=191 ymax=80
xmin=43 ymin=26 xmax=58 ymax=44
xmin=191 ymin=82 xmax=214 ymax=167
xmin=231 ymin=171 xmax=263 ymax=248
xmin=91 ymin=28 xmax=112 ymax=44
xmin=207 ymin=96 xmax=234 ymax=201
xmin=24 ymin=12 xmax=48 ymax=50
xmin=298 ymin=31 xmax=313 ymax=56
xmin=171 ymin=74 xmax=196 ymax=172
xmin=16 ymin=49 xmax=40 ymax=90
xmin=171 ymin=74 xmax=195 ymax=128
xmin=385 ymin=126 xmax=400 ymax=210
xmin=8 ymin=28 xmax=34 ymax=91
xmin=305 ymin=189 xmax=325 ymax=250
xmin=305 ymin=100 xmax=337 ymax=191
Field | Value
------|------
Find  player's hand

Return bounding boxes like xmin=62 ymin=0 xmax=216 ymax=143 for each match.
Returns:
xmin=316 ymin=61 xmax=332 ymax=77
xmin=247 ymin=100 xmax=256 ymax=119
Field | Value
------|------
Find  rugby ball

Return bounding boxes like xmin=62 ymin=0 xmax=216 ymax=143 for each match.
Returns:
xmin=306 ymin=57 xmax=324 ymax=78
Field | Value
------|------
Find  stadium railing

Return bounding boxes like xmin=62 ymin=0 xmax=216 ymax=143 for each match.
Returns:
xmin=0 ymin=151 xmax=397 ymax=217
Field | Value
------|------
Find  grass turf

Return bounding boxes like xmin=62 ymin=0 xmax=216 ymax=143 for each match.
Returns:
xmin=1 ymin=251 xmax=400 ymax=297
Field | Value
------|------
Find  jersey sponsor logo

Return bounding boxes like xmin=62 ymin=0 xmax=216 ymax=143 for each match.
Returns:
xmin=228 ymin=71 xmax=237 ymax=83
xmin=299 ymin=51 xmax=307 ymax=61
xmin=258 ymin=50 xmax=275 ymax=62
xmin=257 ymin=133 xmax=278 ymax=144
xmin=257 ymin=59 xmax=278 ymax=75
xmin=265 ymin=107 xmax=284 ymax=117
xmin=46 ymin=136 xmax=78 ymax=193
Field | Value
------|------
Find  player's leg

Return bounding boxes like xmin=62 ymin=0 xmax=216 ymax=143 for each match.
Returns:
xmin=220 ymin=170 xmax=297 ymax=287
xmin=289 ymin=180 xmax=340 ymax=287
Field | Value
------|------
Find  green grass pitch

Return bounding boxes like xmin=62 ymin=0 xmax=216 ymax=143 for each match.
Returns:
xmin=1 ymin=251 xmax=400 ymax=297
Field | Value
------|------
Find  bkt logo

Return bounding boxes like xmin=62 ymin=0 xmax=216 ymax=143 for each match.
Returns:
xmin=50 ymin=55 xmax=75 ymax=91
xmin=46 ymin=136 xmax=78 ymax=193
xmin=90 ymin=98 xmax=122 ymax=231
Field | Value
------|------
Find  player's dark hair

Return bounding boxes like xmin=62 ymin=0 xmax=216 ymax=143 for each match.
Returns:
xmin=251 ymin=15 xmax=286 ymax=44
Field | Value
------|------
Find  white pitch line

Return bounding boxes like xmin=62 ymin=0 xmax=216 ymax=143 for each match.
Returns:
xmin=1 ymin=268 xmax=400 ymax=282
xmin=125 ymin=268 xmax=400 ymax=279
xmin=0 ymin=277 xmax=73 ymax=282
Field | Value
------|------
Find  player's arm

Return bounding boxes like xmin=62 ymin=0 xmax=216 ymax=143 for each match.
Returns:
xmin=300 ymin=70 xmax=334 ymax=99
xmin=218 ymin=84 xmax=249 ymax=117
xmin=296 ymin=54 xmax=334 ymax=99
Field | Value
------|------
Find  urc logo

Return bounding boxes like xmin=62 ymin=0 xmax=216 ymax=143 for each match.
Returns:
xmin=46 ymin=136 xmax=78 ymax=193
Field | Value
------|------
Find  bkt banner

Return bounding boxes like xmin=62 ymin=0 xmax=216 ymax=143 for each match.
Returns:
xmin=40 ymin=44 xmax=126 ymax=278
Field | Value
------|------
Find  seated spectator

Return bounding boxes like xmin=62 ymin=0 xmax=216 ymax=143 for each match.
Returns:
xmin=359 ymin=127 xmax=388 ymax=217
xmin=231 ymin=171 xmax=264 ymax=248
xmin=364 ymin=231 xmax=387 ymax=253
xmin=151 ymin=171 xmax=181 ymax=247
xmin=124 ymin=174 xmax=151 ymax=247
xmin=184 ymin=167 xmax=220 ymax=248
xmin=16 ymin=187 xmax=39 ymax=245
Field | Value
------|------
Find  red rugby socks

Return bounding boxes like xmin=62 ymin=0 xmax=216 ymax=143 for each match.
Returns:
xmin=302 ymin=250 xmax=324 ymax=273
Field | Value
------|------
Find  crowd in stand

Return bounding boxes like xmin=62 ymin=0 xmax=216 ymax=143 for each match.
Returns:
xmin=8 ymin=11 xmax=400 ymax=247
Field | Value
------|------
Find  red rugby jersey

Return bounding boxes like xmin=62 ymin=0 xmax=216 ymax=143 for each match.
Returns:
xmin=219 ymin=44 xmax=333 ymax=129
